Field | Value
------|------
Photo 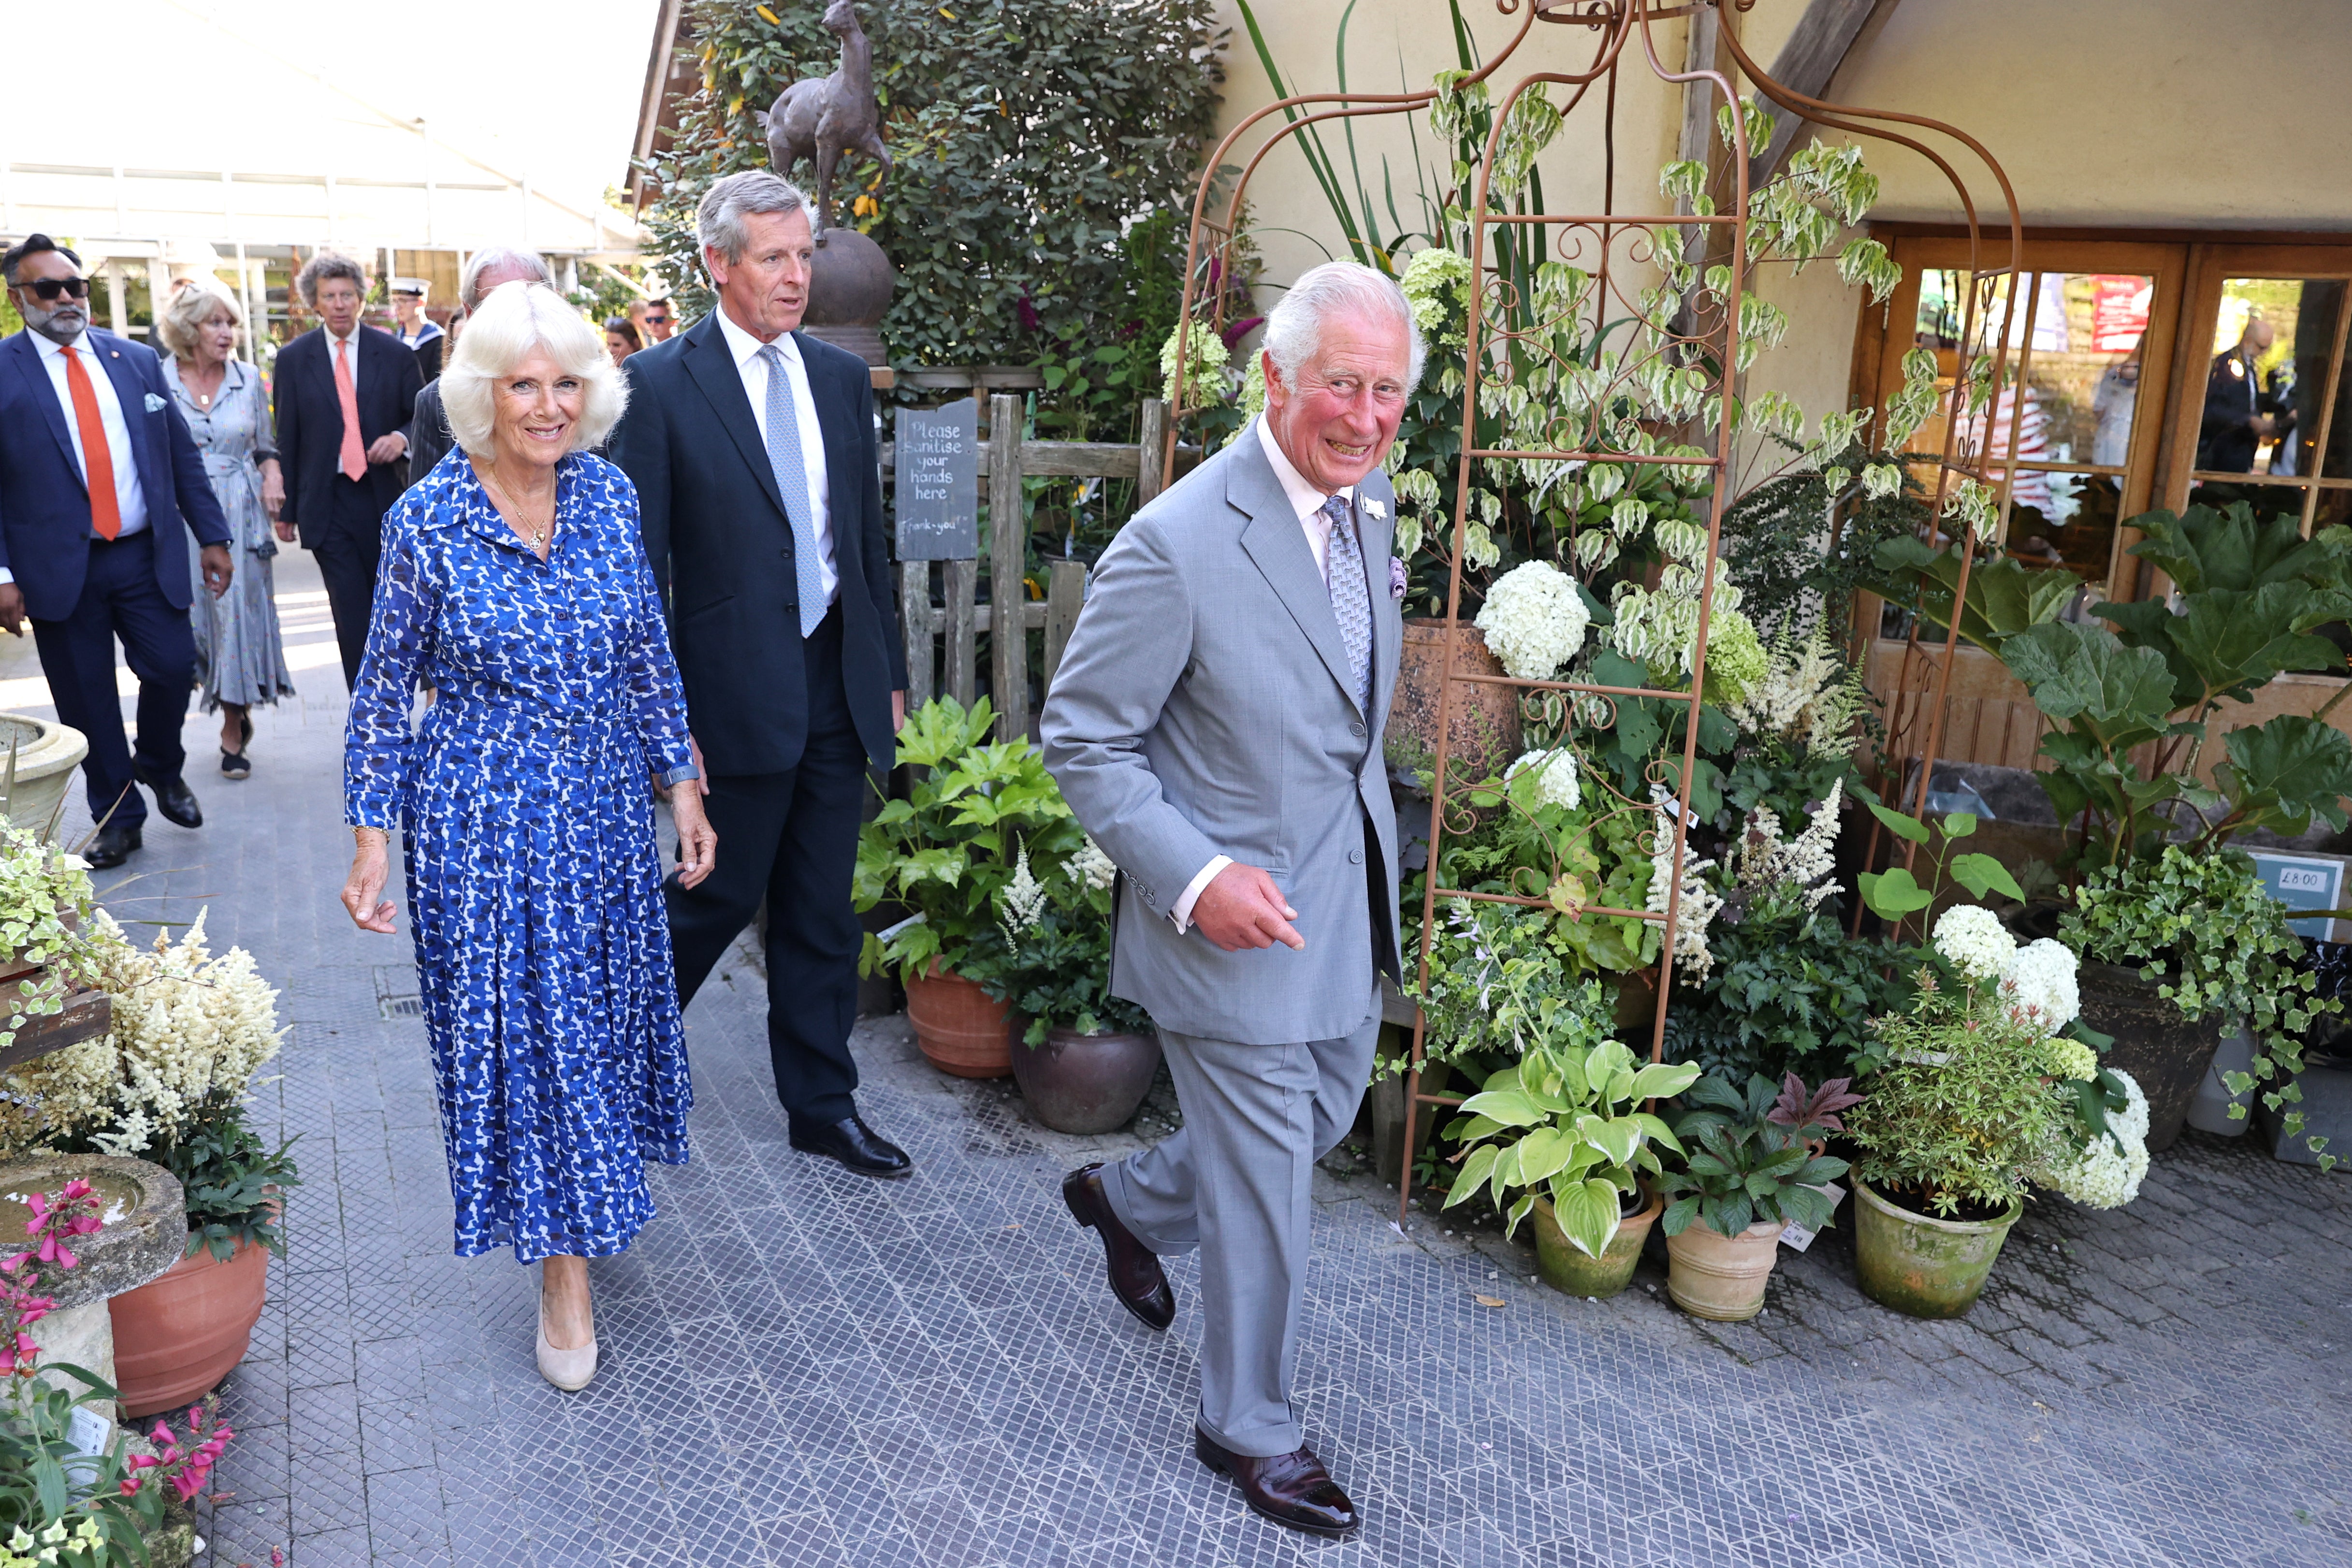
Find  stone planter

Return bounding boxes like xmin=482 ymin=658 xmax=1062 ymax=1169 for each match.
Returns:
xmin=1011 ymin=1025 xmax=1161 ymax=1135
xmin=1664 ymin=1217 xmax=1784 ymax=1321
xmin=2076 ymin=959 xmax=2224 ymax=1152
xmin=904 ymin=962 xmax=1014 ymax=1079
xmin=0 ymin=1154 xmax=186 ymax=1408
xmin=2185 ymin=1026 xmax=2256 ymax=1137
xmin=1852 ymin=1177 xmax=2021 ymax=1320
xmin=1532 ymin=1187 xmax=1660 ymax=1300
xmin=0 ymin=714 xmax=87 ymax=837
xmin=1387 ymin=621 xmax=1523 ymax=789
xmin=109 ymin=1236 xmax=270 ymax=1419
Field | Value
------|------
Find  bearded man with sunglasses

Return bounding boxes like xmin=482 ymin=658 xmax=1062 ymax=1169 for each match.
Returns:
xmin=0 ymin=235 xmax=233 ymax=866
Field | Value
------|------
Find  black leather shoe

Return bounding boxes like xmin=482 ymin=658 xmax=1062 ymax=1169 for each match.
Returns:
xmin=84 ymin=821 xmax=141 ymax=870
xmin=788 ymin=1115 xmax=912 ymax=1178
xmin=1061 ymin=1164 xmax=1175 ymax=1331
xmin=135 ymin=771 xmax=203 ymax=829
xmin=1195 ymin=1428 xmax=1361 ymax=1537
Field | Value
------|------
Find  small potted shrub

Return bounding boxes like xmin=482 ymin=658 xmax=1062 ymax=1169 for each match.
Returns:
xmin=1655 ymin=1074 xmax=1848 ymax=1322
xmin=1437 ymin=978 xmax=1697 ymax=1299
xmin=856 ymin=697 xmax=1084 ymax=1078
xmin=994 ymin=836 xmax=1161 ymax=1135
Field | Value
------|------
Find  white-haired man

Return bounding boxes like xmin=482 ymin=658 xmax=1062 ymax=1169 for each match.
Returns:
xmin=1041 ymin=261 xmax=1416 ymax=1537
xmin=402 ymin=247 xmax=556 ymax=486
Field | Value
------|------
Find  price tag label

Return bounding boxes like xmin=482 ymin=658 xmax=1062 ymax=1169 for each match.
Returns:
xmin=1778 ymin=1181 xmax=1846 ymax=1252
xmin=67 ymin=1407 xmax=110 ymax=1456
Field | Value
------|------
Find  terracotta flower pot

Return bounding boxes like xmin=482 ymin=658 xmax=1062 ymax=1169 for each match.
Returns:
xmin=1664 ymin=1217 xmax=1784 ymax=1321
xmin=108 ymin=1236 xmax=269 ymax=1419
xmin=1851 ymin=1177 xmax=2021 ymax=1320
xmin=1387 ymin=620 xmax=1523 ymax=789
xmin=1532 ymin=1187 xmax=1661 ymax=1300
xmin=904 ymin=963 xmax=1014 ymax=1079
xmin=1011 ymin=1026 xmax=1161 ymax=1134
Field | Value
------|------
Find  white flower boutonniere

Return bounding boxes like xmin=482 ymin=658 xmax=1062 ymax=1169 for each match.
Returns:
xmin=1359 ymin=496 xmax=1388 ymax=520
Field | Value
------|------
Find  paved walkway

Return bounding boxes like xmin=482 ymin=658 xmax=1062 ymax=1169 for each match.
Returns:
xmin=18 ymin=552 xmax=2352 ymax=1568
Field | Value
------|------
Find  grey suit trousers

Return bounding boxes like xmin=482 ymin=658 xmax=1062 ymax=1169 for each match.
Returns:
xmin=1101 ymin=987 xmax=1383 ymax=1458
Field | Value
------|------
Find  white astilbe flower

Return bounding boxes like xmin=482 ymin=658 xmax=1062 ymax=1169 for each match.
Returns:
xmin=998 ymin=841 xmax=1047 ymax=936
xmin=1068 ymin=836 xmax=1118 ymax=893
xmin=1933 ymin=903 xmax=2015 ymax=983
xmin=1726 ymin=778 xmax=1845 ymax=915
xmin=1505 ymin=748 xmax=1581 ymax=811
xmin=2000 ymin=938 xmax=2080 ymax=1031
xmin=1474 ymin=560 xmax=1590 ymax=681
xmin=1649 ymin=786 xmax=1721 ymax=980
xmin=2041 ymin=1068 xmax=2150 ymax=1209
xmin=1729 ymin=625 xmax=1870 ymax=759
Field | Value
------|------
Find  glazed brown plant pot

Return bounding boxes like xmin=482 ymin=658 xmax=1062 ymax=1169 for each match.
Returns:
xmin=108 ymin=1236 xmax=269 ymax=1419
xmin=904 ymin=963 xmax=1015 ymax=1079
xmin=1011 ymin=1026 xmax=1162 ymax=1135
xmin=2076 ymin=959 xmax=2225 ymax=1152
xmin=1388 ymin=620 xmax=1524 ymax=792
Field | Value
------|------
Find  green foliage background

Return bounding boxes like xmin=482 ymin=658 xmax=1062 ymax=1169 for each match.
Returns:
xmin=637 ymin=0 xmax=1224 ymax=395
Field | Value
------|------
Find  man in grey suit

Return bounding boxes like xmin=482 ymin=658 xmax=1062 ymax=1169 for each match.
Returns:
xmin=1041 ymin=262 xmax=1414 ymax=1538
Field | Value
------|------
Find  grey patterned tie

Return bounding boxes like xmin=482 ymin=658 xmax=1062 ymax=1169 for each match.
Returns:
xmin=757 ymin=343 xmax=828 ymax=638
xmin=1321 ymin=494 xmax=1373 ymax=714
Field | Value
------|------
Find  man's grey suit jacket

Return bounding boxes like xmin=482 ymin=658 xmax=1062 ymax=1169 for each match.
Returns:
xmin=1040 ymin=419 xmax=1403 ymax=1046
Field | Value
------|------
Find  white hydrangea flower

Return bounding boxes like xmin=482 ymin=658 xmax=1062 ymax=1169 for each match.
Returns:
xmin=1933 ymin=903 xmax=2014 ymax=983
xmin=1505 ymin=748 xmax=1581 ymax=811
xmin=1474 ymin=560 xmax=1590 ymax=681
xmin=2040 ymin=1037 xmax=2098 ymax=1082
xmin=1068 ymin=836 xmax=1118 ymax=893
xmin=2043 ymin=1068 xmax=2150 ymax=1210
xmin=2000 ymin=937 xmax=2080 ymax=1031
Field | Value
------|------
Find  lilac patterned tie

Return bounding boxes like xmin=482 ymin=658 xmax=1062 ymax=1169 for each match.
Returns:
xmin=1321 ymin=494 xmax=1372 ymax=714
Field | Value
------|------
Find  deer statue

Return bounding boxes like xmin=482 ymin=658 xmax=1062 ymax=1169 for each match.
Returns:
xmin=755 ymin=0 xmax=892 ymax=234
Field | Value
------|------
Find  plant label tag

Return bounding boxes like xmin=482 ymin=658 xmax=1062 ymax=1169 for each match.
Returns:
xmin=876 ymin=912 xmax=928 ymax=943
xmin=68 ymin=1406 xmax=110 ymax=1456
xmin=1778 ymin=1182 xmax=1845 ymax=1252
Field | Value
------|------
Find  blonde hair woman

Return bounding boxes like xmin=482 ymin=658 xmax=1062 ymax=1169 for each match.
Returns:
xmin=157 ymin=280 xmax=294 ymax=776
xmin=338 ymin=282 xmax=716 ymax=1391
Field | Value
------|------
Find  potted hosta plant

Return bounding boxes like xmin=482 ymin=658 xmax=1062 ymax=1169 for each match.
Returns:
xmin=1 ymin=910 xmax=296 ymax=1417
xmin=856 ymin=697 xmax=1084 ymax=1078
xmin=1437 ymin=978 xmax=1698 ymax=1300
xmin=1655 ymin=1074 xmax=1848 ymax=1322
xmin=993 ymin=836 xmax=1161 ymax=1135
xmin=1844 ymin=906 xmax=2080 ymax=1319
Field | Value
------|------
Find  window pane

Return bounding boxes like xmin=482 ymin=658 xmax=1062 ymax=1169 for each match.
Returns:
xmin=2003 ymin=469 xmax=2123 ymax=582
xmin=2199 ymin=278 xmax=2344 ymax=477
xmin=2185 ymin=477 xmax=2305 ymax=531
xmin=2024 ymin=274 xmax=2151 ymax=466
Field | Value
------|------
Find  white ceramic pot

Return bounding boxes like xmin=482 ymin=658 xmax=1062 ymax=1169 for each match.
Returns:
xmin=0 ymin=715 xmax=87 ymax=838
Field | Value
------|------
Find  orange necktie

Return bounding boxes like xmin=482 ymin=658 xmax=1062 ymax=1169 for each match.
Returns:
xmin=61 ymin=346 xmax=122 ymax=541
xmin=334 ymin=336 xmax=367 ymax=482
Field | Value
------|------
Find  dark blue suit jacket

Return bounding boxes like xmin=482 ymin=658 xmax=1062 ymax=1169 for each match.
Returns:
xmin=0 ymin=328 xmax=231 ymax=621
xmin=611 ymin=316 xmax=906 ymax=775
xmin=273 ymin=323 xmax=421 ymax=546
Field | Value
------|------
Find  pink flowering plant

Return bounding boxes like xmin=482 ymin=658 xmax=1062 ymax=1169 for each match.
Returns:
xmin=0 ymin=1180 xmax=235 ymax=1564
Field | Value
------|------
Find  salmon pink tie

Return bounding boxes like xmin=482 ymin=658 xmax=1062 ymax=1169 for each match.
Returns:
xmin=60 ymin=345 xmax=121 ymax=540
xmin=334 ymin=336 xmax=366 ymax=482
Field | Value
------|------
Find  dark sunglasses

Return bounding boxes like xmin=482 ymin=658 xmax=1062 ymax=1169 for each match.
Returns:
xmin=23 ymin=277 xmax=89 ymax=302
xmin=644 ymin=312 xmax=670 ymax=324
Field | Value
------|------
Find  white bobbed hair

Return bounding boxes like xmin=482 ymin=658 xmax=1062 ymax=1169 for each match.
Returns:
xmin=156 ymin=279 xmax=243 ymax=359
xmin=1262 ymin=261 xmax=1425 ymax=394
xmin=440 ymin=282 xmax=627 ymax=460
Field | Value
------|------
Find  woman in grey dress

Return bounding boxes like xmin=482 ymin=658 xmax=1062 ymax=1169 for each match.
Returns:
xmin=158 ymin=280 xmax=296 ymax=778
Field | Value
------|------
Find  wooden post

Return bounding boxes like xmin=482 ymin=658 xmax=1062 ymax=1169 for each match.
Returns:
xmin=1043 ymin=557 xmax=1088 ymax=695
xmin=898 ymin=558 xmax=933 ymax=709
xmin=1137 ymin=398 xmax=1169 ymax=505
xmin=987 ymin=393 xmax=1027 ymax=741
xmin=944 ymin=558 xmax=979 ymax=708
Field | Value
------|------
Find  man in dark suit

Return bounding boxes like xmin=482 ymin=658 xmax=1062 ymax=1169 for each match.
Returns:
xmin=612 ymin=170 xmax=912 ymax=1178
xmin=404 ymin=247 xmax=555 ymax=489
xmin=272 ymin=252 xmax=421 ymax=688
xmin=0 ymin=235 xmax=234 ymax=867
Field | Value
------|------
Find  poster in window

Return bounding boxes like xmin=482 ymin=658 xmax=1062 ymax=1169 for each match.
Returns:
xmin=2090 ymin=275 xmax=2153 ymax=354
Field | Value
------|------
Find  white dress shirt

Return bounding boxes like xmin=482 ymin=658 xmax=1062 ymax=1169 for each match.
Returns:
xmin=29 ymin=329 xmax=150 ymax=540
xmin=1169 ymin=418 xmax=1362 ymax=933
xmin=712 ymin=305 xmax=839 ymax=608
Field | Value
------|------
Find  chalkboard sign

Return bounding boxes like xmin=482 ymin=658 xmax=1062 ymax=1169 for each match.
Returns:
xmin=894 ymin=398 xmax=979 ymax=560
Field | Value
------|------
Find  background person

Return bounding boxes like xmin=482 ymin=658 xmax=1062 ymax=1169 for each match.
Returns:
xmin=273 ymin=252 xmax=421 ymax=690
xmin=604 ymin=315 xmax=641 ymax=369
xmin=611 ymin=170 xmax=912 ymax=1180
xmin=339 ymin=281 xmax=715 ymax=1393
xmin=390 ymin=277 xmax=446 ymax=381
xmin=1040 ymin=261 xmax=1413 ymax=1540
xmin=640 ymin=296 xmax=676 ymax=343
xmin=156 ymin=280 xmax=296 ymax=780
xmin=0 ymin=235 xmax=234 ymax=867
xmin=406 ymin=247 xmax=556 ymax=488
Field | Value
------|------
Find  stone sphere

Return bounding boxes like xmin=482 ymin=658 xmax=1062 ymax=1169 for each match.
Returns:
xmin=805 ymin=228 xmax=897 ymax=328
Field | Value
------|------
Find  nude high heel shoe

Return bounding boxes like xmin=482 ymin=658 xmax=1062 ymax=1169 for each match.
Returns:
xmin=536 ymin=1271 xmax=598 ymax=1391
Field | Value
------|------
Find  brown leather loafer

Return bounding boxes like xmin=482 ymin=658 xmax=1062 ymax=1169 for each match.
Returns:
xmin=1060 ymin=1164 xmax=1175 ymax=1331
xmin=1194 ymin=1427 xmax=1361 ymax=1537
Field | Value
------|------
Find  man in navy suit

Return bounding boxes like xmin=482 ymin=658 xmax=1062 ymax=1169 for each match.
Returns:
xmin=612 ymin=170 xmax=912 ymax=1178
xmin=0 ymin=235 xmax=233 ymax=867
xmin=272 ymin=252 xmax=421 ymax=689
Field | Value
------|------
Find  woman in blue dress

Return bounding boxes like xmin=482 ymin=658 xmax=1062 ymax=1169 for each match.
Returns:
xmin=340 ymin=282 xmax=717 ymax=1392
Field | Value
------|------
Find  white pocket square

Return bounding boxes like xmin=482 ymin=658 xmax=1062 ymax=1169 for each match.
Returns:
xmin=143 ymin=393 xmax=167 ymax=414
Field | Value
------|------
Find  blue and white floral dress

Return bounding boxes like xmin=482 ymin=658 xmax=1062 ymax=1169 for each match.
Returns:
xmin=344 ymin=449 xmax=700 ymax=1262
